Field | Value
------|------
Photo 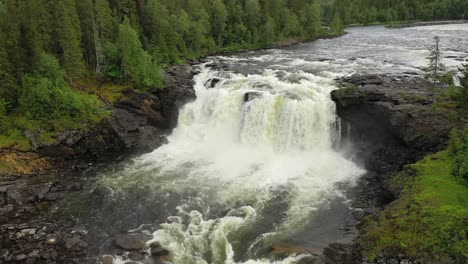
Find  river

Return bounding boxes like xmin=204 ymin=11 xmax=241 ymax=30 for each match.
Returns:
xmin=64 ymin=24 xmax=468 ymax=264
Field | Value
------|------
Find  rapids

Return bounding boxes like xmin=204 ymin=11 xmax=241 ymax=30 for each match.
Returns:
xmin=70 ymin=24 xmax=468 ymax=264
xmin=106 ymin=66 xmax=364 ymax=264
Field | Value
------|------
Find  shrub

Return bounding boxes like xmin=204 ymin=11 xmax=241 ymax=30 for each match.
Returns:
xmin=0 ymin=97 xmax=8 ymax=132
xmin=449 ymin=128 xmax=468 ymax=183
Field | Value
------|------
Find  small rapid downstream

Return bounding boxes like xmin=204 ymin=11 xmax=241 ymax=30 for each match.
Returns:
xmin=63 ymin=24 xmax=468 ymax=264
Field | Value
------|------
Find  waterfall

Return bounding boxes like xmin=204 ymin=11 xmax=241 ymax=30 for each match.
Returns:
xmin=109 ymin=64 xmax=364 ymax=264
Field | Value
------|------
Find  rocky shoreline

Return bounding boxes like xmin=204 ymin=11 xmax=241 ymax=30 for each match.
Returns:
xmin=0 ymin=63 xmax=199 ymax=264
xmin=387 ymin=20 xmax=468 ymax=28
xmin=331 ymin=74 xmax=458 ymax=263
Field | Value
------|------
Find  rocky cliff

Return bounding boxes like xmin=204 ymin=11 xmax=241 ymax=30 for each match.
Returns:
xmin=332 ymin=74 xmax=455 ymax=173
xmin=330 ymin=74 xmax=459 ymax=263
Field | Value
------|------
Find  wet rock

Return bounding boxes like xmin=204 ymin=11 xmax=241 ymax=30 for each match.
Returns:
xmin=64 ymin=236 xmax=83 ymax=249
xmin=297 ymin=256 xmax=321 ymax=264
xmin=21 ymin=228 xmax=36 ymax=236
xmin=46 ymin=234 xmax=58 ymax=245
xmin=151 ymin=247 xmax=170 ymax=257
xmin=128 ymin=252 xmax=145 ymax=261
xmin=28 ymin=250 xmax=40 ymax=258
xmin=149 ymin=241 xmax=162 ymax=248
xmin=323 ymin=243 xmax=353 ymax=264
xmin=16 ymin=254 xmax=27 ymax=261
xmin=243 ymin=92 xmax=263 ymax=103
xmin=205 ymin=78 xmax=221 ymax=88
xmin=114 ymin=234 xmax=146 ymax=251
xmin=333 ymin=74 xmax=452 ymax=155
xmin=103 ymin=255 xmax=114 ymax=264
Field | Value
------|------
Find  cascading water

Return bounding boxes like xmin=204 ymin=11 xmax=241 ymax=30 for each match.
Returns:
xmin=104 ymin=64 xmax=364 ymax=264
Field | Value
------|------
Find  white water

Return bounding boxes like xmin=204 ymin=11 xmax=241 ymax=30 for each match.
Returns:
xmin=102 ymin=24 xmax=468 ymax=264
xmin=107 ymin=65 xmax=364 ymax=264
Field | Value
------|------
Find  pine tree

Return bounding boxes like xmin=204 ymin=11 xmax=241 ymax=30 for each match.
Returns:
xmin=305 ymin=2 xmax=322 ymax=38
xmin=76 ymin=0 xmax=95 ymax=66
xmin=0 ymin=1 xmax=19 ymax=110
xmin=118 ymin=19 xmax=162 ymax=90
xmin=210 ymin=0 xmax=228 ymax=47
xmin=330 ymin=13 xmax=344 ymax=35
xmin=51 ymin=0 xmax=85 ymax=80
xmin=425 ymin=36 xmax=446 ymax=83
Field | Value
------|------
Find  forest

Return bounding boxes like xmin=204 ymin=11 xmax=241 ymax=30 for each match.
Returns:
xmin=0 ymin=0 xmax=467 ymax=149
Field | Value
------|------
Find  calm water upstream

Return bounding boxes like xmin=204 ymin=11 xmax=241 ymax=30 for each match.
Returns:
xmin=65 ymin=25 xmax=468 ymax=264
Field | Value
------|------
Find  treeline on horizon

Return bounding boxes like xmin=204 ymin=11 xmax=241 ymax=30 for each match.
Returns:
xmin=330 ymin=0 xmax=468 ymax=25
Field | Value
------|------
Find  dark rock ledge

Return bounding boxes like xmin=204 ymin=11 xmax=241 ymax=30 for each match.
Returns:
xmin=329 ymin=74 xmax=457 ymax=263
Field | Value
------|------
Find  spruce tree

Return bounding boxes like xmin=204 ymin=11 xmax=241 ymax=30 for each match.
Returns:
xmin=305 ymin=2 xmax=322 ymax=38
xmin=52 ymin=0 xmax=85 ymax=80
xmin=118 ymin=19 xmax=162 ymax=90
xmin=425 ymin=36 xmax=446 ymax=83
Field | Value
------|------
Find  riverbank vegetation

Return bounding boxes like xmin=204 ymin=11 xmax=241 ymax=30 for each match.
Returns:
xmin=0 ymin=0 xmax=339 ymax=150
xmin=359 ymin=129 xmax=468 ymax=263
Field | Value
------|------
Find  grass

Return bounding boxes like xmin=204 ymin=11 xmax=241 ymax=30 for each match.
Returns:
xmin=359 ymin=150 xmax=468 ymax=263
xmin=0 ymin=82 xmax=112 ymax=151
xmin=333 ymin=83 xmax=358 ymax=107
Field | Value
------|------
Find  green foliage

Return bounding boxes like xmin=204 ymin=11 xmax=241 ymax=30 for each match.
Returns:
xmin=359 ymin=150 xmax=468 ymax=262
xmin=117 ymin=20 xmax=163 ymax=91
xmin=330 ymin=13 xmax=344 ymax=35
xmin=425 ymin=36 xmax=446 ymax=83
xmin=460 ymin=61 xmax=468 ymax=117
xmin=0 ymin=53 xmax=106 ymax=150
xmin=0 ymin=98 xmax=8 ymax=132
xmin=449 ymin=128 xmax=468 ymax=183
xmin=325 ymin=0 xmax=468 ymax=26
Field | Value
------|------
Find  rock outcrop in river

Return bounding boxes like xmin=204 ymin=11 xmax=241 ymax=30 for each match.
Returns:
xmin=332 ymin=74 xmax=454 ymax=171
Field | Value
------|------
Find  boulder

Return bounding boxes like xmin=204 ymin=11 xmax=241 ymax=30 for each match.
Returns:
xmin=151 ymin=247 xmax=169 ymax=257
xmin=102 ymin=255 xmax=114 ymax=264
xmin=243 ymin=92 xmax=263 ymax=103
xmin=128 ymin=252 xmax=145 ymax=261
xmin=114 ymin=235 xmax=146 ymax=251
xmin=323 ymin=243 xmax=353 ymax=264
xmin=205 ymin=78 xmax=221 ymax=88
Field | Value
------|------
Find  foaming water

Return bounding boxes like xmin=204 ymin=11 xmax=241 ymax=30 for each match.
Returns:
xmin=93 ymin=24 xmax=468 ymax=264
xmin=101 ymin=66 xmax=364 ymax=264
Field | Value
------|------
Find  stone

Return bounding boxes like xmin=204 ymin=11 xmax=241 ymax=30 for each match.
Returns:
xmin=151 ymin=247 xmax=169 ymax=257
xmin=323 ymin=243 xmax=353 ymax=264
xmin=28 ymin=250 xmax=40 ymax=258
xmin=64 ymin=236 xmax=82 ymax=249
xmin=102 ymin=255 xmax=114 ymax=264
xmin=46 ymin=235 xmax=57 ymax=245
xmin=114 ymin=234 xmax=146 ymax=251
xmin=149 ymin=241 xmax=162 ymax=248
xmin=296 ymin=256 xmax=320 ymax=264
xmin=21 ymin=228 xmax=36 ymax=236
xmin=205 ymin=78 xmax=221 ymax=88
xmin=128 ymin=252 xmax=145 ymax=261
xmin=243 ymin=92 xmax=263 ymax=103
xmin=16 ymin=254 xmax=27 ymax=261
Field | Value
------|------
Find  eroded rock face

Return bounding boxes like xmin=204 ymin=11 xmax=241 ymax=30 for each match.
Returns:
xmin=332 ymin=74 xmax=454 ymax=168
xmin=0 ymin=63 xmax=198 ymax=264
xmin=331 ymin=74 xmax=457 ymax=263
xmin=28 ymin=63 xmax=198 ymax=170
